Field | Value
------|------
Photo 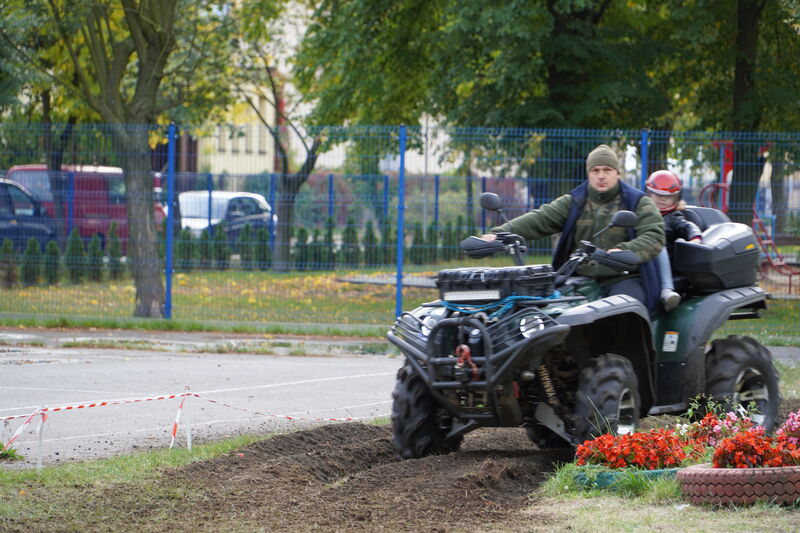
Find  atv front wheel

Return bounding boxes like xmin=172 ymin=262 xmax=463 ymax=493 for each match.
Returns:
xmin=705 ymin=335 xmax=781 ymax=432
xmin=571 ymin=354 xmax=641 ymax=445
xmin=391 ymin=365 xmax=463 ymax=459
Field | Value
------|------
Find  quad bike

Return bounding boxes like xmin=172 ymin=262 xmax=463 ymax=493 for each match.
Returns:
xmin=388 ymin=192 xmax=782 ymax=459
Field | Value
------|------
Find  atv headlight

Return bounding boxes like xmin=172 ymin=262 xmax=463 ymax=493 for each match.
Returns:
xmin=519 ymin=313 xmax=546 ymax=338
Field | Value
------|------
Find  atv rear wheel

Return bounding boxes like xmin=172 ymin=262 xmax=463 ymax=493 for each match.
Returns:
xmin=391 ymin=364 xmax=463 ymax=459
xmin=571 ymin=354 xmax=641 ymax=445
xmin=705 ymin=335 xmax=781 ymax=432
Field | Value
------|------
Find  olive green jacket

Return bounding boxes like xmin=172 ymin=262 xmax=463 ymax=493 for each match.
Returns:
xmin=491 ymin=183 xmax=665 ymax=280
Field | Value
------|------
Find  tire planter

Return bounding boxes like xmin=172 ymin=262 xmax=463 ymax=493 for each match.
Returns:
xmin=678 ymin=463 xmax=800 ymax=506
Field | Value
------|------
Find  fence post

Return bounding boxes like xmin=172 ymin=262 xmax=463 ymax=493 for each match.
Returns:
xmin=206 ymin=173 xmax=213 ymax=236
xmin=269 ymin=173 xmax=276 ymax=250
xmin=328 ymin=173 xmax=335 ymax=221
xmin=67 ymin=171 xmax=75 ymax=235
xmin=434 ymin=174 xmax=440 ymax=225
xmin=640 ymin=129 xmax=649 ymax=190
xmin=383 ymin=174 xmax=389 ymax=222
xmin=165 ymin=123 xmax=176 ymax=319
xmin=481 ymin=176 xmax=487 ymax=233
xmin=395 ymin=126 xmax=407 ymax=318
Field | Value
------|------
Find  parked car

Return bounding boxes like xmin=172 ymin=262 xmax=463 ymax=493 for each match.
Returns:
xmin=6 ymin=164 xmax=165 ymax=248
xmin=0 ymin=178 xmax=56 ymax=251
xmin=178 ymin=190 xmax=276 ymax=242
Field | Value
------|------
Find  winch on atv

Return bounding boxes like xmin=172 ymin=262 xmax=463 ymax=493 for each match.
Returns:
xmin=388 ymin=192 xmax=781 ymax=459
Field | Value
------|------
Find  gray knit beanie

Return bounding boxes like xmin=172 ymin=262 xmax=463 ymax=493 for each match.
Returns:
xmin=585 ymin=144 xmax=621 ymax=174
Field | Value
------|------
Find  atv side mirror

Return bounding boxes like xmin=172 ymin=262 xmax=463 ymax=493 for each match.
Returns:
xmin=592 ymin=210 xmax=639 ymax=240
xmin=611 ymin=210 xmax=638 ymax=228
xmin=479 ymin=192 xmax=503 ymax=211
xmin=479 ymin=192 xmax=510 ymax=223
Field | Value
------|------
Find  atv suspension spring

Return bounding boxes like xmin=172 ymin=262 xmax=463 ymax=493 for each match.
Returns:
xmin=537 ymin=364 xmax=560 ymax=407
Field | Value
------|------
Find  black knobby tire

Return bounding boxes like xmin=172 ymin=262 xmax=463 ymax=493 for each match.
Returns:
xmin=391 ymin=365 xmax=463 ymax=459
xmin=571 ymin=354 xmax=641 ymax=445
xmin=705 ymin=335 xmax=782 ymax=432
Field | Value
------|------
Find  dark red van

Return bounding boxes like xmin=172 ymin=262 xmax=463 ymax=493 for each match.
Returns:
xmin=6 ymin=164 xmax=165 ymax=249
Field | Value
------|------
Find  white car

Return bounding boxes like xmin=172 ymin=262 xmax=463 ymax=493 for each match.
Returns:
xmin=178 ymin=190 xmax=277 ymax=240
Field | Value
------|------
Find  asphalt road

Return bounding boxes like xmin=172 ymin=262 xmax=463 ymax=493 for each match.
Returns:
xmin=1 ymin=344 xmax=402 ymax=469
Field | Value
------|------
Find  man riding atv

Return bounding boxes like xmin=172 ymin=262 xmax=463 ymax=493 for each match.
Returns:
xmin=388 ymin=144 xmax=780 ymax=460
xmin=481 ymin=144 xmax=664 ymax=311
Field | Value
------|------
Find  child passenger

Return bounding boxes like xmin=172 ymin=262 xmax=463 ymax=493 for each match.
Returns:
xmin=645 ymin=170 xmax=703 ymax=311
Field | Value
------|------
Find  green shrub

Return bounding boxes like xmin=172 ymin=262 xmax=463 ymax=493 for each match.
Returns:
xmin=20 ymin=237 xmax=42 ymax=286
xmin=409 ymin=223 xmax=425 ymax=265
xmin=426 ymin=222 xmax=439 ymax=264
xmin=213 ymin=223 xmax=230 ymax=270
xmin=310 ymin=228 xmax=325 ymax=270
xmin=199 ymin=229 xmax=212 ymax=269
xmin=65 ymin=229 xmax=86 ymax=284
xmin=255 ymin=227 xmax=271 ymax=270
xmin=176 ymin=228 xmax=195 ymax=272
xmin=323 ymin=217 xmax=336 ymax=268
xmin=363 ymin=220 xmax=379 ymax=267
xmin=108 ymin=222 xmax=124 ymax=280
xmin=44 ymin=240 xmax=61 ymax=285
xmin=442 ymin=221 xmax=456 ymax=261
xmin=341 ymin=217 xmax=361 ymax=266
xmin=238 ymin=224 xmax=255 ymax=270
xmin=381 ymin=220 xmax=395 ymax=265
xmin=87 ymin=234 xmax=104 ymax=282
xmin=295 ymin=227 xmax=310 ymax=271
xmin=0 ymin=238 xmax=18 ymax=288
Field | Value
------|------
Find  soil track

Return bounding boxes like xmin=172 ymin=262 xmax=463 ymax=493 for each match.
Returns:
xmin=165 ymin=424 xmax=572 ymax=532
xmin=9 ymin=399 xmax=800 ymax=532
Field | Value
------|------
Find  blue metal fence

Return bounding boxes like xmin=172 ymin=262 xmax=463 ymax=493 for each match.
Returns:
xmin=0 ymin=123 xmax=798 ymax=327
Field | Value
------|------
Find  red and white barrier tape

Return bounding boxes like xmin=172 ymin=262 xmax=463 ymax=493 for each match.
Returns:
xmin=0 ymin=392 xmax=195 ymax=422
xmin=2 ymin=389 xmax=374 ymax=454
xmin=1 ymin=409 xmax=42 ymax=454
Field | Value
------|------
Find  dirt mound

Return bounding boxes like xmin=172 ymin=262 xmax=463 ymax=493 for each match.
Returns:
xmin=162 ymin=423 xmax=571 ymax=532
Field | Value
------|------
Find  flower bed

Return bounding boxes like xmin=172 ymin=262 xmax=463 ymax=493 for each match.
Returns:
xmin=573 ymin=407 xmax=800 ymax=505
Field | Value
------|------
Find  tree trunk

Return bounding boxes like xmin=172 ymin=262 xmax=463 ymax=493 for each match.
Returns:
xmin=729 ymin=0 xmax=765 ymax=225
xmin=115 ymin=125 xmax=164 ymax=317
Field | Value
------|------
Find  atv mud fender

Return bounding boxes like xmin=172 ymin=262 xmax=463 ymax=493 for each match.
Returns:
xmin=555 ymin=294 xmax=656 ymax=413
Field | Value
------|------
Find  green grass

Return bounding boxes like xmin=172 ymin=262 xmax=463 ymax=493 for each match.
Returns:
xmin=715 ymin=299 xmax=800 ymax=346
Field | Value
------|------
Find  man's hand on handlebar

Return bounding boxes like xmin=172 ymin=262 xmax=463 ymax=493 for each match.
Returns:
xmin=480 ymin=234 xmax=497 ymax=242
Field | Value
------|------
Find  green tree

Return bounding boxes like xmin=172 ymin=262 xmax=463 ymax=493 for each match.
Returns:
xmin=381 ymin=220 xmax=395 ymax=266
xmin=65 ymin=229 xmax=85 ymax=284
xmin=409 ymin=223 xmax=424 ymax=265
xmin=44 ymin=240 xmax=61 ymax=285
xmin=0 ymin=239 xmax=19 ymax=288
xmin=0 ymin=0 xmax=243 ymax=316
xmin=108 ymin=222 xmax=124 ymax=280
xmin=21 ymin=237 xmax=42 ymax=286
xmin=87 ymin=234 xmax=103 ymax=282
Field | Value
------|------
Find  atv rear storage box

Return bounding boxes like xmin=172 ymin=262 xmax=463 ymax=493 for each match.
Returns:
xmin=436 ymin=264 xmax=555 ymax=302
xmin=673 ymin=222 xmax=759 ymax=291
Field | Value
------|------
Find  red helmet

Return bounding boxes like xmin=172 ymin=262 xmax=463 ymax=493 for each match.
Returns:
xmin=646 ymin=170 xmax=682 ymax=196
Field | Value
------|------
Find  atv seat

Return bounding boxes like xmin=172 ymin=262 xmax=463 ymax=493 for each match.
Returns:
xmin=682 ymin=205 xmax=730 ymax=231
